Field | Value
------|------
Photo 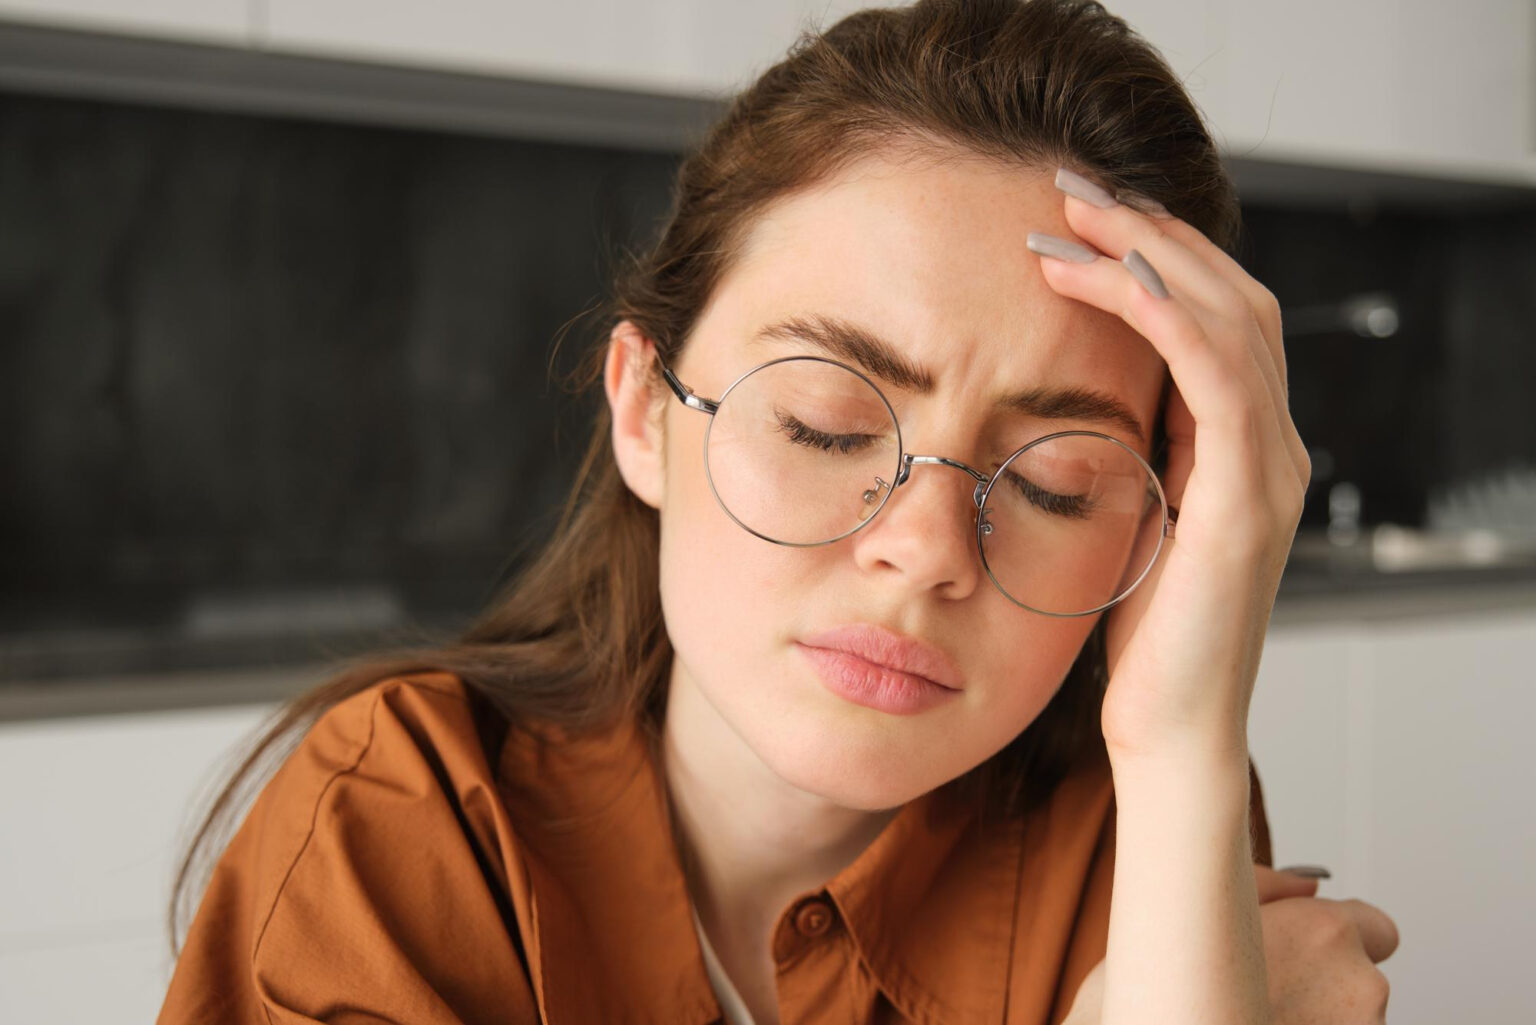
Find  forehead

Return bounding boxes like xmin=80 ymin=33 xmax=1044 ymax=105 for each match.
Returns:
xmin=697 ymin=143 xmax=1163 ymax=413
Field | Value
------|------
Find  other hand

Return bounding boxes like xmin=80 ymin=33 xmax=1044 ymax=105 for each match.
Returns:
xmin=1061 ymin=865 xmax=1400 ymax=1025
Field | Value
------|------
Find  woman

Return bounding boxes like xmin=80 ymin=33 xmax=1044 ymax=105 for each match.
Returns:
xmin=158 ymin=2 xmax=1398 ymax=1023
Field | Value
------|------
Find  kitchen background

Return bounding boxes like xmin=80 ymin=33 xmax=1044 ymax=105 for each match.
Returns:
xmin=2 ymin=1 xmax=1533 ymax=1022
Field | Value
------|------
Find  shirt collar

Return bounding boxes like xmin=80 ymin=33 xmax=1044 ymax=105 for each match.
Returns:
xmin=496 ymin=710 xmax=1114 ymax=1025
xmin=496 ymin=712 xmax=720 ymax=1025
xmin=829 ymin=750 xmax=1115 ymax=1025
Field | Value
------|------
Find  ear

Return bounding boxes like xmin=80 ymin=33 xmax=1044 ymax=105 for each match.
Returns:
xmin=605 ymin=319 xmax=666 ymax=510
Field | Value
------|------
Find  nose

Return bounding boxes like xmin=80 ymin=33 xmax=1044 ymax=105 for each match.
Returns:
xmin=847 ymin=457 xmax=984 ymax=602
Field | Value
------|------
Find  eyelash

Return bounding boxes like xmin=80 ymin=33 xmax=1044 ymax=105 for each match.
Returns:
xmin=776 ymin=413 xmax=880 ymax=455
xmin=774 ymin=412 xmax=1093 ymax=519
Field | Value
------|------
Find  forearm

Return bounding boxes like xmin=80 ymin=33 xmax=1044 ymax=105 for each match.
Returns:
xmin=1100 ymin=742 xmax=1268 ymax=1025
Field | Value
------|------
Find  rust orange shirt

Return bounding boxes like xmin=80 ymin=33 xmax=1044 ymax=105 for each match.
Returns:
xmin=157 ymin=671 xmax=1273 ymax=1025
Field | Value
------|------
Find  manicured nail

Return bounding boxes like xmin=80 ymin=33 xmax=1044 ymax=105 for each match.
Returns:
xmin=1027 ymin=231 xmax=1099 ymax=264
xmin=1123 ymin=249 xmax=1168 ymax=298
xmin=1055 ymin=166 xmax=1119 ymax=208
xmin=1277 ymin=864 xmax=1332 ymax=879
xmin=1116 ymin=189 xmax=1171 ymax=218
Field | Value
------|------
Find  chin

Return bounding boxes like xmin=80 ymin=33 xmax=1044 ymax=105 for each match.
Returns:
xmin=744 ymin=714 xmax=959 ymax=812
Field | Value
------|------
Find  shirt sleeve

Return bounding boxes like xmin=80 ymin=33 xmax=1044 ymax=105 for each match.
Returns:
xmin=1049 ymin=754 xmax=1275 ymax=1025
xmin=156 ymin=676 xmax=542 ymax=1025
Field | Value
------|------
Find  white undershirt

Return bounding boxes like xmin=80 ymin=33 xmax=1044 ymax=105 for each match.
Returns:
xmin=689 ymin=903 xmax=761 ymax=1025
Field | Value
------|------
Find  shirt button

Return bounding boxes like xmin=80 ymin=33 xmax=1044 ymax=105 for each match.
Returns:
xmin=793 ymin=898 xmax=834 ymax=938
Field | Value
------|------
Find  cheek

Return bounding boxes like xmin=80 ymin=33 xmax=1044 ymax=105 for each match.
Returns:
xmin=977 ymin=614 xmax=1100 ymax=742
xmin=655 ymin=426 xmax=800 ymax=673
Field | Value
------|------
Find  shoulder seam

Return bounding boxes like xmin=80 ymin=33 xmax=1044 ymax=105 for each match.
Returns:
xmin=247 ymin=676 xmax=466 ymax=1019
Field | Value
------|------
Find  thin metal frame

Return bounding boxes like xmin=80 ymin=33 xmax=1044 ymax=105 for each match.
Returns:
xmin=658 ymin=353 xmax=1176 ymax=617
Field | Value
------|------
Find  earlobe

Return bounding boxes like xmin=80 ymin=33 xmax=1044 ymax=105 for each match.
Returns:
xmin=604 ymin=320 xmax=666 ymax=510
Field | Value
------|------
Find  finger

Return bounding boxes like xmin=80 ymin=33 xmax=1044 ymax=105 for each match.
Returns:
xmin=1333 ymin=898 xmax=1402 ymax=964
xmin=1060 ymin=173 xmax=1288 ymax=405
xmin=1041 ymin=239 xmax=1309 ymax=500
xmin=1034 ymin=254 xmax=1277 ymax=516
xmin=1113 ymin=194 xmax=1289 ymax=402
xmin=1070 ymin=203 xmax=1304 ymax=494
xmin=1157 ymin=378 xmax=1192 ymax=511
xmin=1055 ymin=178 xmax=1308 ymax=485
xmin=1151 ymin=228 xmax=1309 ymax=499
xmin=1253 ymin=863 xmax=1321 ymax=903
xmin=1058 ymin=189 xmax=1287 ymax=412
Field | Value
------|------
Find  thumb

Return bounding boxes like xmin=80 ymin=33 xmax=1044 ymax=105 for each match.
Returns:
xmin=1253 ymin=863 xmax=1322 ymax=903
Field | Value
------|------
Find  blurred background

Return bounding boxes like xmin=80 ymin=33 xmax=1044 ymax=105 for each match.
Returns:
xmin=1 ymin=1 xmax=1532 ymax=1021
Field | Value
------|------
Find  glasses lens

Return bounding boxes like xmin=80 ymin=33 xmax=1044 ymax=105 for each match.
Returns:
xmin=979 ymin=433 xmax=1166 ymax=616
xmin=705 ymin=358 xmax=901 ymax=545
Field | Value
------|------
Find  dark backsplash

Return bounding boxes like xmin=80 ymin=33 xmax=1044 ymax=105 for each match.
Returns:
xmin=4 ymin=90 xmax=1534 ymax=674
xmin=1238 ymin=201 xmax=1536 ymax=533
xmin=2 ymin=91 xmax=677 ymax=643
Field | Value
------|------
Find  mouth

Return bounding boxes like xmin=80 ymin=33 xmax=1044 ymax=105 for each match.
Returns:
xmin=797 ymin=622 xmax=963 ymax=691
xmin=796 ymin=643 xmax=960 ymax=716
xmin=792 ymin=620 xmax=958 ymax=719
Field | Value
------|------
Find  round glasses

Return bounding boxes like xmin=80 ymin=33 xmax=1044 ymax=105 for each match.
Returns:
xmin=659 ymin=354 xmax=1175 ymax=616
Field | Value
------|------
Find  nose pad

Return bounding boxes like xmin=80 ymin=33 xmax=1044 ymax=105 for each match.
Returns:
xmin=873 ymin=461 xmax=990 ymax=539
xmin=855 ymin=472 xmax=982 ymax=539
xmin=974 ymin=480 xmax=994 ymax=538
xmin=861 ymin=469 xmax=973 ymax=535
xmin=858 ymin=476 xmax=892 ymax=522
xmin=850 ymin=461 xmax=986 ymax=594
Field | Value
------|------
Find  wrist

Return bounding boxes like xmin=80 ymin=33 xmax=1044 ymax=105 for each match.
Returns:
xmin=1106 ymin=729 xmax=1248 ymax=772
xmin=1106 ymin=739 xmax=1252 ymax=801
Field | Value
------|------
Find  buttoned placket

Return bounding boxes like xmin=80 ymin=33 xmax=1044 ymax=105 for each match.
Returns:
xmin=766 ymin=891 xmax=869 ymax=1025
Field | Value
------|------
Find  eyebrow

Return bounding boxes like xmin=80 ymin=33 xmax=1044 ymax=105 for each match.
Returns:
xmin=750 ymin=313 xmax=1147 ymax=445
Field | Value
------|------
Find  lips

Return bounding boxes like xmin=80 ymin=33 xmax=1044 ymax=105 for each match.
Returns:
xmin=798 ymin=623 xmax=963 ymax=691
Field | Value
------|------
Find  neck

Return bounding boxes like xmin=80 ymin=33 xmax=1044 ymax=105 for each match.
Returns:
xmin=656 ymin=662 xmax=900 ymax=953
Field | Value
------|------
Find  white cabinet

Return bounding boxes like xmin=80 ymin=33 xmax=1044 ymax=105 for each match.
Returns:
xmin=0 ymin=0 xmax=246 ymax=45
xmin=1360 ymin=613 xmax=1536 ymax=1024
xmin=1188 ymin=0 xmax=1533 ymax=183
xmin=1103 ymin=1 xmax=1535 ymax=184
xmin=257 ymin=0 xmax=698 ymax=95
xmin=249 ymin=0 xmax=1536 ymax=183
xmin=0 ymin=693 xmax=286 ymax=1023
xmin=1248 ymin=601 xmax=1536 ymax=1025
xmin=255 ymin=0 xmax=880 ymax=96
xmin=2 ymin=0 xmax=1531 ymax=184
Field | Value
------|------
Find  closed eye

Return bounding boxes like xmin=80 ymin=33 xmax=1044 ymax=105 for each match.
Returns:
xmin=775 ymin=411 xmax=880 ymax=454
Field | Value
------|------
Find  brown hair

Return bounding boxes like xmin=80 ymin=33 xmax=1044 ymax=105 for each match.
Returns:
xmin=168 ymin=0 xmax=1243 ymax=957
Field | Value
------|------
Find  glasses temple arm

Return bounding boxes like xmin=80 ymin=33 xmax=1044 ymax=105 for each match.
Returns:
xmin=657 ymin=359 xmax=719 ymax=415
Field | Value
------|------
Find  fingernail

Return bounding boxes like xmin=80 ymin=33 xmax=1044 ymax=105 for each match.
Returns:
xmin=1276 ymin=864 xmax=1332 ymax=879
xmin=1027 ymin=231 xmax=1099 ymax=264
xmin=1055 ymin=166 xmax=1119 ymax=208
xmin=1115 ymin=189 xmax=1171 ymax=218
xmin=1123 ymin=249 xmax=1169 ymax=299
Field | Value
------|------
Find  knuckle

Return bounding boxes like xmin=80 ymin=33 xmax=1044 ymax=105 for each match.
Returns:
xmin=1364 ymin=968 xmax=1391 ymax=1011
xmin=1284 ymin=483 xmax=1308 ymax=523
xmin=1259 ymin=284 xmax=1283 ymax=319
xmin=1141 ymin=217 xmax=1170 ymax=244
xmin=1314 ymin=907 xmax=1357 ymax=947
xmin=1218 ymin=285 xmax=1252 ymax=322
xmin=1383 ymin=911 xmax=1402 ymax=953
xmin=1210 ymin=384 xmax=1256 ymax=434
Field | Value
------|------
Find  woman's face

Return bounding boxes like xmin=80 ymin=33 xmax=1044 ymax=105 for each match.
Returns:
xmin=634 ymin=145 xmax=1166 ymax=811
